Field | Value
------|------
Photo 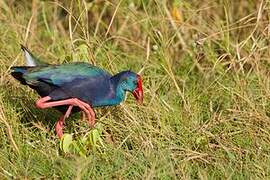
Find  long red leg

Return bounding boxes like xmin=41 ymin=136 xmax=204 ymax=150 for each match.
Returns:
xmin=36 ymin=96 xmax=96 ymax=137
xmin=36 ymin=96 xmax=94 ymax=122
xmin=65 ymin=105 xmax=73 ymax=119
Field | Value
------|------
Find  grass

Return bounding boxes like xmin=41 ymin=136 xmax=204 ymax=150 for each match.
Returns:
xmin=0 ymin=0 xmax=270 ymax=179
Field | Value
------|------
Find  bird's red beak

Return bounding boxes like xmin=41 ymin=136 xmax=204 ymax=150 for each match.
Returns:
xmin=132 ymin=75 xmax=143 ymax=104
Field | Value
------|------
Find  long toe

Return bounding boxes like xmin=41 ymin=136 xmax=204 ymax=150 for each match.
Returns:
xmin=55 ymin=120 xmax=64 ymax=138
xmin=56 ymin=126 xmax=64 ymax=138
xmin=88 ymin=114 xmax=96 ymax=127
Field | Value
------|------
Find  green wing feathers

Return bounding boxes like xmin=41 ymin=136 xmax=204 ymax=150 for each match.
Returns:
xmin=12 ymin=63 xmax=111 ymax=87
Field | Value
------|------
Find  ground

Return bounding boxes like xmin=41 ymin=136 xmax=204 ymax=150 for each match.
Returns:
xmin=0 ymin=0 xmax=269 ymax=179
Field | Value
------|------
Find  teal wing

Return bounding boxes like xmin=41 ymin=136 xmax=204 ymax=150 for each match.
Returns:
xmin=23 ymin=62 xmax=112 ymax=86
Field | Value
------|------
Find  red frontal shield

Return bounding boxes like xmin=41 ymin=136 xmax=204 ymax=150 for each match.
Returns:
xmin=132 ymin=75 xmax=143 ymax=104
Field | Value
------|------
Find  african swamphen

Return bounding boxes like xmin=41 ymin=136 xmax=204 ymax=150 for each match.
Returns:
xmin=11 ymin=45 xmax=143 ymax=138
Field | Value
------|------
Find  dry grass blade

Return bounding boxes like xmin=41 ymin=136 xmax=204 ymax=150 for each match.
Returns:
xmin=105 ymin=0 xmax=123 ymax=37
xmin=0 ymin=99 xmax=19 ymax=154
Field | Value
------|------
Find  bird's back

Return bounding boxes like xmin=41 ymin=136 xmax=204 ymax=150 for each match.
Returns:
xmin=11 ymin=62 xmax=115 ymax=107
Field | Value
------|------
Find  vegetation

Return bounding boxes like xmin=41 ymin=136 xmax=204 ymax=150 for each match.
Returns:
xmin=0 ymin=0 xmax=269 ymax=179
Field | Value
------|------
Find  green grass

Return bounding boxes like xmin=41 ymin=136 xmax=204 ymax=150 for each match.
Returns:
xmin=0 ymin=0 xmax=270 ymax=179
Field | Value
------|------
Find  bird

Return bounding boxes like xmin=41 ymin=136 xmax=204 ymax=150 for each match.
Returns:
xmin=11 ymin=45 xmax=143 ymax=138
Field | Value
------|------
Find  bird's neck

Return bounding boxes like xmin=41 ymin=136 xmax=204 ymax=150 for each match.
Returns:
xmin=110 ymin=72 xmax=127 ymax=104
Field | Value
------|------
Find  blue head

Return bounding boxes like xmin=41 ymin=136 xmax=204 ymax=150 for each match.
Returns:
xmin=111 ymin=71 xmax=143 ymax=104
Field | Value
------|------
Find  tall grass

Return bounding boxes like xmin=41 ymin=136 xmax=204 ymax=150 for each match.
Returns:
xmin=0 ymin=0 xmax=269 ymax=179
